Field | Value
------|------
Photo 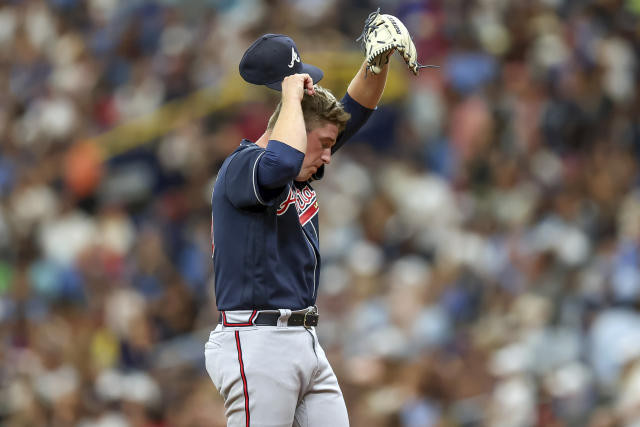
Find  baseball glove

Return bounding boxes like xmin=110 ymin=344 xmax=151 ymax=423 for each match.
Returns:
xmin=356 ymin=8 xmax=439 ymax=75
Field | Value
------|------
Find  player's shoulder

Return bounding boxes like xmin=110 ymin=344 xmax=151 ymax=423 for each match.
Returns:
xmin=217 ymin=139 xmax=265 ymax=183
xmin=222 ymin=139 xmax=263 ymax=166
xmin=235 ymin=139 xmax=265 ymax=157
xmin=232 ymin=139 xmax=263 ymax=155
xmin=214 ymin=140 xmax=263 ymax=196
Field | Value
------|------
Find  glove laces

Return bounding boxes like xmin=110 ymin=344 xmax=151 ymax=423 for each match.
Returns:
xmin=356 ymin=7 xmax=382 ymax=49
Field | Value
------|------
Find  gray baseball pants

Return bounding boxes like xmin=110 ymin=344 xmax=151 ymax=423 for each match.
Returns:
xmin=204 ymin=309 xmax=349 ymax=427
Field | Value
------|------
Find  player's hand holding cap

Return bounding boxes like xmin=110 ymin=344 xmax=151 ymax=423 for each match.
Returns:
xmin=239 ymin=34 xmax=324 ymax=91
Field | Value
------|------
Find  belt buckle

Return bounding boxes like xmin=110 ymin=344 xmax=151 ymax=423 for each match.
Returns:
xmin=303 ymin=311 xmax=313 ymax=329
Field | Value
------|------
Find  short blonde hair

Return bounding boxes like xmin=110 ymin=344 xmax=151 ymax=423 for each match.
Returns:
xmin=267 ymin=85 xmax=351 ymax=133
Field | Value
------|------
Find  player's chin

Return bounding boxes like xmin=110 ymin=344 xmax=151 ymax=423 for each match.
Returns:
xmin=294 ymin=168 xmax=315 ymax=182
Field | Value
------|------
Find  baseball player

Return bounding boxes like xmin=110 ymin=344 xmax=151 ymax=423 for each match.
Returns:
xmin=205 ymin=11 xmax=431 ymax=427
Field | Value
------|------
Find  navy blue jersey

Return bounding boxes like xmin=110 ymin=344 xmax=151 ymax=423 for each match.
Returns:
xmin=212 ymin=93 xmax=373 ymax=310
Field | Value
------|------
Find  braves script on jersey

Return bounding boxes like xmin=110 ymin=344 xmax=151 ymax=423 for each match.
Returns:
xmin=277 ymin=184 xmax=318 ymax=226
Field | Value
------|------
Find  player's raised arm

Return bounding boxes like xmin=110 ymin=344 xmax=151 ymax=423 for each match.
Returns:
xmin=270 ymin=73 xmax=315 ymax=154
xmin=346 ymin=57 xmax=391 ymax=109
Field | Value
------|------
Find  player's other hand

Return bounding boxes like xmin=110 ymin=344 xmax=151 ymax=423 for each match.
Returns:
xmin=281 ymin=73 xmax=315 ymax=102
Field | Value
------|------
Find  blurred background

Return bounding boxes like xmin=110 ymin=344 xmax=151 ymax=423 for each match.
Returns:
xmin=0 ymin=0 xmax=639 ymax=426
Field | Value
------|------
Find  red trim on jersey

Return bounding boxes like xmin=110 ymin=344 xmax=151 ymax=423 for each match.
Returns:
xmin=221 ymin=310 xmax=258 ymax=327
xmin=299 ymin=201 xmax=319 ymax=226
xmin=235 ymin=331 xmax=250 ymax=427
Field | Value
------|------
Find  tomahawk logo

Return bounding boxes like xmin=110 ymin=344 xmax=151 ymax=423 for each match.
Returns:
xmin=288 ymin=47 xmax=301 ymax=68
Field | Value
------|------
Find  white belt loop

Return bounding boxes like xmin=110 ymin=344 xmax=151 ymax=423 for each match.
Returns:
xmin=277 ymin=309 xmax=292 ymax=328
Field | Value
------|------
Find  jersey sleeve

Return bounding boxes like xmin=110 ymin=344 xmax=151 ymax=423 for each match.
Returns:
xmin=223 ymin=147 xmax=274 ymax=208
xmin=224 ymin=142 xmax=303 ymax=208
xmin=332 ymin=92 xmax=375 ymax=153
xmin=258 ymin=140 xmax=305 ymax=189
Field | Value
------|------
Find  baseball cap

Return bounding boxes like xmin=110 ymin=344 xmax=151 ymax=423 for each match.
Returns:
xmin=239 ymin=34 xmax=324 ymax=91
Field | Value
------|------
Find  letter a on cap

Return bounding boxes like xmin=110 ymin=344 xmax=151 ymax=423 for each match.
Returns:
xmin=288 ymin=47 xmax=300 ymax=68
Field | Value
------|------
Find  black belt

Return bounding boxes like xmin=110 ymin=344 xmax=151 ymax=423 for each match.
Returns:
xmin=220 ymin=311 xmax=319 ymax=327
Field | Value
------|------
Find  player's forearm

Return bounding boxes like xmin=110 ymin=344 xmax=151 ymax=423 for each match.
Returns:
xmin=346 ymin=60 xmax=389 ymax=109
xmin=270 ymin=98 xmax=308 ymax=154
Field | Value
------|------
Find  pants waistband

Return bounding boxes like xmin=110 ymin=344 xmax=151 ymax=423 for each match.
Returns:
xmin=219 ymin=307 xmax=318 ymax=328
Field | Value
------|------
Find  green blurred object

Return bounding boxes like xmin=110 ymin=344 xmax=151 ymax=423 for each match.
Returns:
xmin=629 ymin=0 xmax=640 ymax=14
xmin=0 ymin=261 xmax=13 ymax=294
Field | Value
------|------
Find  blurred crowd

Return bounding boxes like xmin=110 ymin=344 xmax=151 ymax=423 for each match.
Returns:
xmin=0 ymin=0 xmax=639 ymax=426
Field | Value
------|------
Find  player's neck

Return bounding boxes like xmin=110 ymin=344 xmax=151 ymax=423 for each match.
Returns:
xmin=255 ymin=130 xmax=271 ymax=148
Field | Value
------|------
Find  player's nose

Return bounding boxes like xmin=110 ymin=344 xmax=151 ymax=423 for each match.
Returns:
xmin=321 ymin=148 xmax=331 ymax=164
